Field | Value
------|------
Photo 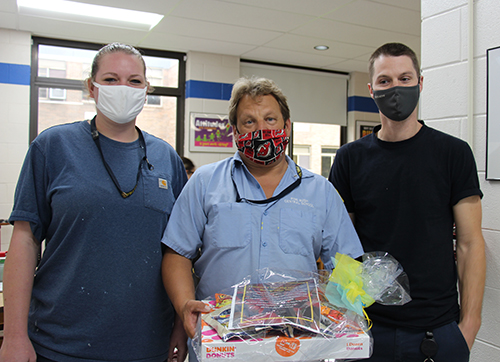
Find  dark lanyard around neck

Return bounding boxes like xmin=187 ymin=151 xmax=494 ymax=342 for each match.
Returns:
xmin=90 ymin=117 xmax=153 ymax=198
xmin=233 ymin=163 xmax=302 ymax=204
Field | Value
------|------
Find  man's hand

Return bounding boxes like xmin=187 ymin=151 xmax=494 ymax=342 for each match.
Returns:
xmin=168 ymin=314 xmax=188 ymax=362
xmin=458 ymin=319 xmax=480 ymax=351
xmin=182 ymin=300 xmax=211 ymax=338
xmin=162 ymin=248 xmax=211 ymax=339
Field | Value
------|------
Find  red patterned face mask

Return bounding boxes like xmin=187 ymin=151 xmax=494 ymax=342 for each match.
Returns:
xmin=236 ymin=129 xmax=289 ymax=165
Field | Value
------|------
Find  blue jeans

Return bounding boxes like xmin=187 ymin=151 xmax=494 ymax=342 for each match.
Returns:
xmin=36 ymin=356 xmax=56 ymax=362
xmin=38 ymin=354 xmax=170 ymax=362
xmin=361 ymin=320 xmax=470 ymax=362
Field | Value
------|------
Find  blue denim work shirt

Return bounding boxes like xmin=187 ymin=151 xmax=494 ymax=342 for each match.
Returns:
xmin=162 ymin=152 xmax=363 ymax=300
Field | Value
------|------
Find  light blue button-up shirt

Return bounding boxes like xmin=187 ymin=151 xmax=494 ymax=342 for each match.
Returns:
xmin=162 ymin=152 xmax=363 ymax=299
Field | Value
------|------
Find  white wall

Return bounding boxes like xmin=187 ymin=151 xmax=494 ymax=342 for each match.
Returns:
xmin=183 ymin=51 xmax=240 ymax=168
xmin=0 ymin=29 xmax=31 ymax=250
xmin=420 ymin=0 xmax=500 ymax=359
xmin=347 ymin=72 xmax=380 ymax=143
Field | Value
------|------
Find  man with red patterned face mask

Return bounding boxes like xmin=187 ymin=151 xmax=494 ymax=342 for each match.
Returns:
xmin=161 ymin=77 xmax=364 ymax=361
xmin=230 ymin=87 xmax=293 ymax=199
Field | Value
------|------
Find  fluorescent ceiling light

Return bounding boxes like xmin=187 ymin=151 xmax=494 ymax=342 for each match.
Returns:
xmin=17 ymin=0 xmax=164 ymax=31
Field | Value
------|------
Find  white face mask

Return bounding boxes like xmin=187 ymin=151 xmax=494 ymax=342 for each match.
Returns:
xmin=93 ymin=82 xmax=147 ymax=124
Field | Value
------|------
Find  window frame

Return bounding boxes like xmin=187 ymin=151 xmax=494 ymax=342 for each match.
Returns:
xmin=30 ymin=37 xmax=186 ymax=153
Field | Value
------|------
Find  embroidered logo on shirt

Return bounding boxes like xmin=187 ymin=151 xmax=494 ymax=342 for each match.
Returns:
xmin=284 ymin=197 xmax=313 ymax=208
xmin=159 ymin=178 xmax=168 ymax=190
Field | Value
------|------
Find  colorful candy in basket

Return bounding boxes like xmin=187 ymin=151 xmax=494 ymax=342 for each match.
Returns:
xmin=193 ymin=252 xmax=410 ymax=361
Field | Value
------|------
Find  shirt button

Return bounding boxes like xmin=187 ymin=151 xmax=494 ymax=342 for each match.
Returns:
xmin=262 ymin=242 xmax=267 ymax=247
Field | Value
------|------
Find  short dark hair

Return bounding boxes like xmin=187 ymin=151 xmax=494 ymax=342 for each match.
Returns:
xmin=228 ymin=77 xmax=290 ymax=127
xmin=181 ymin=157 xmax=195 ymax=172
xmin=368 ymin=43 xmax=420 ymax=83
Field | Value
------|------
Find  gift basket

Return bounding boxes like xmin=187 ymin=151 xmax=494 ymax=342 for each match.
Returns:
xmin=192 ymin=252 xmax=411 ymax=361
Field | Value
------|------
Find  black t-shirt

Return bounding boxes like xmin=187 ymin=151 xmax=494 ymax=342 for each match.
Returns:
xmin=329 ymin=121 xmax=483 ymax=329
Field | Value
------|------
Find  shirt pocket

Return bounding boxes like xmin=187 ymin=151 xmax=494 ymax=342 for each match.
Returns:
xmin=142 ymin=172 xmax=176 ymax=215
xmin=206 ymin=202 xmax=252 ymax=249
xmin=279 ymin=208 xmax=316 ymax=256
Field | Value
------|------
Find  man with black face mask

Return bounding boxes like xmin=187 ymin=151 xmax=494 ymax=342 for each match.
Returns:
xmin=329 ymin=43 xmax=485 ymax=362
xmin=161 ymin=77 xmax=364 ymax=361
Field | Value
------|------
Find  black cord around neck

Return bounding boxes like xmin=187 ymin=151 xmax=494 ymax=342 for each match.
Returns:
xmin=90 ymin=117 xmax=153 ymax=198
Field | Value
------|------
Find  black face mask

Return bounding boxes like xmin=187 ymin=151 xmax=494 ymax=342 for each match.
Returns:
xmin=372 ymin=84 xmax=420 ymax=122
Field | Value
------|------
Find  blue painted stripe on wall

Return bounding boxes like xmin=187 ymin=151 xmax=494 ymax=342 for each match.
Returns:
xmin=0 ymin=63 xmax=31 ymax=86
xmin=348 ymin=95 xmax=379 ymax=113
xmin=186 ymin=80 xmax=233 ymax=100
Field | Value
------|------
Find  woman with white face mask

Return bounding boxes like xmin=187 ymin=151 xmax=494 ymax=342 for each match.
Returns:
xmin=88 ymin=44 xmax=150 ymax=141
xmin=1 ymin=43 xmax=188 ymax=362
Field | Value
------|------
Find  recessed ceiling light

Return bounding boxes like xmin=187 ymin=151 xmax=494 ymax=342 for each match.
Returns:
xmin=314 ymin=45 xmax=329 ymax=51
xmin=17 ymin=0 xmax=164 ymax=31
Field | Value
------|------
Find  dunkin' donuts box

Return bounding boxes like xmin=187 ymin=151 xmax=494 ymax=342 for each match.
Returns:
xmin=193 ymin=276 xmax=372 ymax=361
xmin=194 ymin=316 xmax=371 ymax=361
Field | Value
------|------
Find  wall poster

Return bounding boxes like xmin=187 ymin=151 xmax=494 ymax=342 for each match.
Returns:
xmin=189 ymin=113 xmax=236 ymax=153
xmin=356 ymin=120 xmax=380 ymax=139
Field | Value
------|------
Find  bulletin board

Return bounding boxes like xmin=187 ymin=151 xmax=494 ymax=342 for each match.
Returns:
xmin=189 ymin=112 xmax=236 ymax=153
xmin=487 ymin=46 xmax=500 ymax=180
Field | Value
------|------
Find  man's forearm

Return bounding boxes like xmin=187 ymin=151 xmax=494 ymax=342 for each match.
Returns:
xmin=454 ymin=196 xmax=486 ymax=348
xmin=456 ymin=235 xmax=485 ymax=337
xmin=162 ymin=248 xmax=196 ymax=317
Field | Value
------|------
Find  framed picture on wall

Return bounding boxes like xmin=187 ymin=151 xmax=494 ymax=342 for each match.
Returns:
xmin=189 ymin=112 xmax=237 ymax=153
xmin=356 ymin=120 xmax=380 ymax=139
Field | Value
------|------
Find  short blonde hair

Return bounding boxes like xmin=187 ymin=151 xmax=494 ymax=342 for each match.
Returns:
xmin=228 ymin=77 xmax=290 ymax=127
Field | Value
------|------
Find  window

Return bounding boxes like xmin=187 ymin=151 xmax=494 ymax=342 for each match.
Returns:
xmin=321 ymin=148 xmax=338 ymax=178
xmin=39 ymin=67 xmax=67 ymax=100
xmin=30 ymin=37 xmax=186 ymax=152
xmin=292 ymin=122 xmax=341 ymax=177
xmin=48 ymin=88 xmax=66 ymax=100
xmin=293 ymin=145 xmax=311 ymax=170
xmin=147 ymin=95 xmax=161 ymax=106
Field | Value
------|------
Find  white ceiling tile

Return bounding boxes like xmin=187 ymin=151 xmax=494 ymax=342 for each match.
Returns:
xmin=171 ymin=0 xmax=314 ymax=32
xmin=293 ymin=18 xmax=420 ymax=49
xmin=220 ymin=0 xmax=353 ymax=17
xmin=370 ymin=0 xmax=421 ymax=12
xmin=325 ymin=58 xmax=372 ymax=73
xmin=323 ymin=0 xmax=420 ymax=36
xmin=153 ymin=16 xmax=282 ymax=45
xmin=264 ymin=33 xmax=375 ymax=60
xmin=140 ymin=33 xmax=256 ymax=56
xmin=241 ymin=46 xmax=347 ymax=69
xmin=76 ymin=0 xmax=180 ymax=14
